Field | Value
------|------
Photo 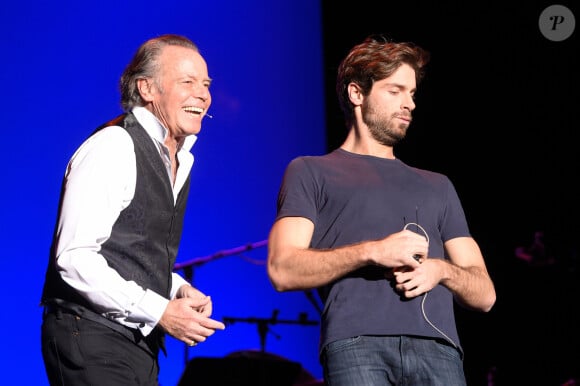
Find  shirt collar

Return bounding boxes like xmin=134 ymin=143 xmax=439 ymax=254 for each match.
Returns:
xmin=131 ymin=106 xmax=198 ymax=153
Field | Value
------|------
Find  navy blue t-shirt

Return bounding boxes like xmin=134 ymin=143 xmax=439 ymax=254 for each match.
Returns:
xmin=276 ymin=148 xmax=471 ymax=356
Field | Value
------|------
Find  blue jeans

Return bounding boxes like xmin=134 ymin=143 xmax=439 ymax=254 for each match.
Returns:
xmin=322 ymin=335 xmax=466 ymax=386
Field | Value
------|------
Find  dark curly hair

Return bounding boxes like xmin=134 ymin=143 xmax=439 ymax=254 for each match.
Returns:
xmin=336 ymin=35 xmax=430 ymax=127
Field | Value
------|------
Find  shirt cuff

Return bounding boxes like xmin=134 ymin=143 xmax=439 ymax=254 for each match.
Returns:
xmin=170 ymin=273 xmax=190 ymax=299
xmin=130 ymin=289 xmax=169 ymax=336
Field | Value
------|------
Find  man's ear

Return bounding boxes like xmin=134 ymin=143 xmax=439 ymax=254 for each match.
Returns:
xmin=347 ymin=82 xmax=363 ymax=107
xmin=137 ymin=78 xmax=154 ymax=103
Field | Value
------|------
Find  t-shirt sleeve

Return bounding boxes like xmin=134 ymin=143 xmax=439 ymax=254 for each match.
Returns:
xmin=440 ymin=177 xmax=471 ymax=242
xmin=276 ymin=157 xmax=318 ymax=224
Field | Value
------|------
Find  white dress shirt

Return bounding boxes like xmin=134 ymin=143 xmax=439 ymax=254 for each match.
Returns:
xmin=54 ymin=106 xmax=197 ymax=336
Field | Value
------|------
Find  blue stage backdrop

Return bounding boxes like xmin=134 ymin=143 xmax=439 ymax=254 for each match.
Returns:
xmin=1 ymin=1 xmax=326 ymax=385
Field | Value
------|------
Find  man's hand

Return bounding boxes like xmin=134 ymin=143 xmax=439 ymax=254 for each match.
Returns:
xmin=176 ymin=284 xmax=214 ymax=317
xmin=158 ymin=286 xmax=225 ymax=346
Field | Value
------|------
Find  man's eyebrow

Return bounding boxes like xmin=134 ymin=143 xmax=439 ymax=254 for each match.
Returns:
xmin=383 ymin=82 xmax=416 ymax=93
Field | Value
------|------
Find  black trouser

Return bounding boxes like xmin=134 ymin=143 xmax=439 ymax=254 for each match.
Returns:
xmin=41 ymin=306 xmax=160 ymax=386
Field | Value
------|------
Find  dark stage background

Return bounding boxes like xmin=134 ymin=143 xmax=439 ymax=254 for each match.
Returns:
xmin=1 ymin=1 xmax=577 ymax=385
xmin=321 ymin=1 xmax=578 ymax=385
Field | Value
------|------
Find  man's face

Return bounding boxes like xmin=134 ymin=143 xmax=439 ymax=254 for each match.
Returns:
xmin=148 ymin=45 xmax=212 ymax=141
xmin=362 ymin=63 xmax=417 ymax=147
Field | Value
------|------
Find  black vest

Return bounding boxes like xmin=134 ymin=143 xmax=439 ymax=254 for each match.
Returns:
xmin=41 ymin=112 xmax=190 ymax=328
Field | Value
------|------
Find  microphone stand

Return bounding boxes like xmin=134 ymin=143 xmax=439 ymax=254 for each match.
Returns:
xmin=174 ymin=239 xmax=268 ymax=274
xmin=222 ymin=309 xmax=319 ymax=352
xmin=174 ymin=239 xmax=268 ymax=365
